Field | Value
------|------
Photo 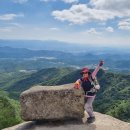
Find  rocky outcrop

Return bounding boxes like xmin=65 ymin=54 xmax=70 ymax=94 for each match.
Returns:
xmin=4 ymin=83 xmax=130 ymax=130
xmin=3 ymin=112 xmax=130 ymax=130
xmin=20 ymin=84 xmax=84 ymax=121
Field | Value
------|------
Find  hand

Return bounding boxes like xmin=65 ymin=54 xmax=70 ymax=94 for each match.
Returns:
xmin=99 ymin=60 xmax=104 ymax=66
xmin=95 ymin=85 xmax=100 ymax=90
xmin=74 ymin=84 xmax=80 ymax=89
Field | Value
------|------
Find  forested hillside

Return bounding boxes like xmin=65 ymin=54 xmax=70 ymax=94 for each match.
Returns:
xmin=94 ymin=72 xmax=130 ymax=122
xmin=0 ymin=67 xmax=130 ymax=129
xmin=0 ymin=90 xmax=22 ymax=129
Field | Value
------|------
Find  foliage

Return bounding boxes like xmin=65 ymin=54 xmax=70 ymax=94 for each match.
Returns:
xmin=94 ymin=72 xmax=130 ymax=122
xmin=6 ymin=67 xmax=76 ymax=93
xmin=0 ymin=94 xmax=23 ymax=129
xmin=0 ymin=67 xmax=130 ymax=125
xmin=106 ymin=99 xmax=130 ymax=121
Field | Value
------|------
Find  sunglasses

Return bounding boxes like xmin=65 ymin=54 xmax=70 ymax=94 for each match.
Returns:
xmin=80 ymin=72 xmax=88 ymax=75
xmin=80 ymin=71 xmax=91 ymax=75
xmin=83 ymin=72 xmax=88 ymax=74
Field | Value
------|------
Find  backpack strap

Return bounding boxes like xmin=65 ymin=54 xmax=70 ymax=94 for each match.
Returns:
xmin=88 ymin=76 xmax=98 ymax=86
xmin=88 ymin=76 xmax=99 ymax=93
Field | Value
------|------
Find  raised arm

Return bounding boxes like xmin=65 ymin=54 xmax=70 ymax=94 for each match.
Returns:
xmin=91 ymin=60 xmax=104 ymax=79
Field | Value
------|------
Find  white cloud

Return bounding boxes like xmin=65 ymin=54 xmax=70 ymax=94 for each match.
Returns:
xmin=0 ymin=14 xmax=17 ymax=21
xmin=106 ymin=27 xmax=114 ymax=32
xmin=40 ymin=0 xmax=57 ymax=2
xmin=90 ymin=0 xmax=130 ymax=11
xmin=9 ymin=23 xmax=23 ymax=28
xmin=52 ymin=0 xmax=130 ymax=25
xmin=0 ymin=27 xmax=13 ymax=32
xmin=89 ymin=0 xmax=130 ymax=18
xmin=119 ymin=26 xmax=130 ymax=30
xmin=40 ymin=0 xmax=78 ymax=3
xmin=52 ymin=4 xmax=119 ymax=24
xmin=34 ymin=27 xmax=60 ymax=31
xmin=86 ymin=28 xmax=100 ymax=35
xmin=98 ymin=22 xmax=106 ymax=26
xmin=12 ymin=0 xmax=28 ymax=4
xmin=62 ymin=0 xmax=78 ymax=4
xmin=0 ymin=13 xmax=24 ymax=21
xmin=49 ymin=27 xmax=60 ymax=31
xmin=118 ymin=18 xmax=130 ymax=30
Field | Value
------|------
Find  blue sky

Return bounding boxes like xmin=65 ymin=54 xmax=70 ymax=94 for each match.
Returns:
xmin=0 ymin=0 xmax=130 ymax=47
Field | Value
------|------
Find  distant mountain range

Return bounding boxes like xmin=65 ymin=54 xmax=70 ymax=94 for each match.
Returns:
xmin=0 ymin=46 xmax=73 ymax=58
xmin=0 ymin=39 xmax=130 ymax=53
xmin=0 ymin=46 xmax=130 ymax=72
xmin=0 ymin=39 xmax=97 ymax=52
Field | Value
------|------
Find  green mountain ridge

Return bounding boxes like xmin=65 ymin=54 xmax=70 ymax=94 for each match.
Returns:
xmin=6 ymin=68 xmax=76 ymax=92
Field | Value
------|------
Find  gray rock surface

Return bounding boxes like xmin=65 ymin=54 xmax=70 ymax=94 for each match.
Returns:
xmin=20 ymin=83 xmax=84 ymax=121
xmin=3 ymin=112 xmax=130 ymax=130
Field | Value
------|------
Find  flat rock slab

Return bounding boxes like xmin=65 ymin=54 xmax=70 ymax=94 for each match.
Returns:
xmin=3 ymin=112 xmax=130 ymax=130
xmin=20 ymin=84 xmax=84 ymax=121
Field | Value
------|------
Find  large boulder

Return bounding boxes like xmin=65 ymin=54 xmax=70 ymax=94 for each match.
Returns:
xmin=20 ymin=84 xmax=84 ymax=121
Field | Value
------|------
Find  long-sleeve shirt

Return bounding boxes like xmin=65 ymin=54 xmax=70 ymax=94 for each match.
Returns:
xmin=91 ymin=64 xmax=101 ymax=79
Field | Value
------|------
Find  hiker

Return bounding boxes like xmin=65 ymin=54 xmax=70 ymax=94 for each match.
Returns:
xmin=74 ymin=60 xmax=104 ymax=123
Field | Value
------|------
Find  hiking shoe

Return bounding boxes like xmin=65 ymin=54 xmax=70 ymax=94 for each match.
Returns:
xmin=87 ymin=116 xmax=95 ymax=123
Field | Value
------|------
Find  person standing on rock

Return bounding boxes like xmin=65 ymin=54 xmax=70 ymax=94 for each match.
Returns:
xmin=74 ymin=60 xmax=104 ymax=123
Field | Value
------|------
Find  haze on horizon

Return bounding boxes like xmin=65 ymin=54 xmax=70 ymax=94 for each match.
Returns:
xmin=0 ymin=0 xmax=130 ymax=48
